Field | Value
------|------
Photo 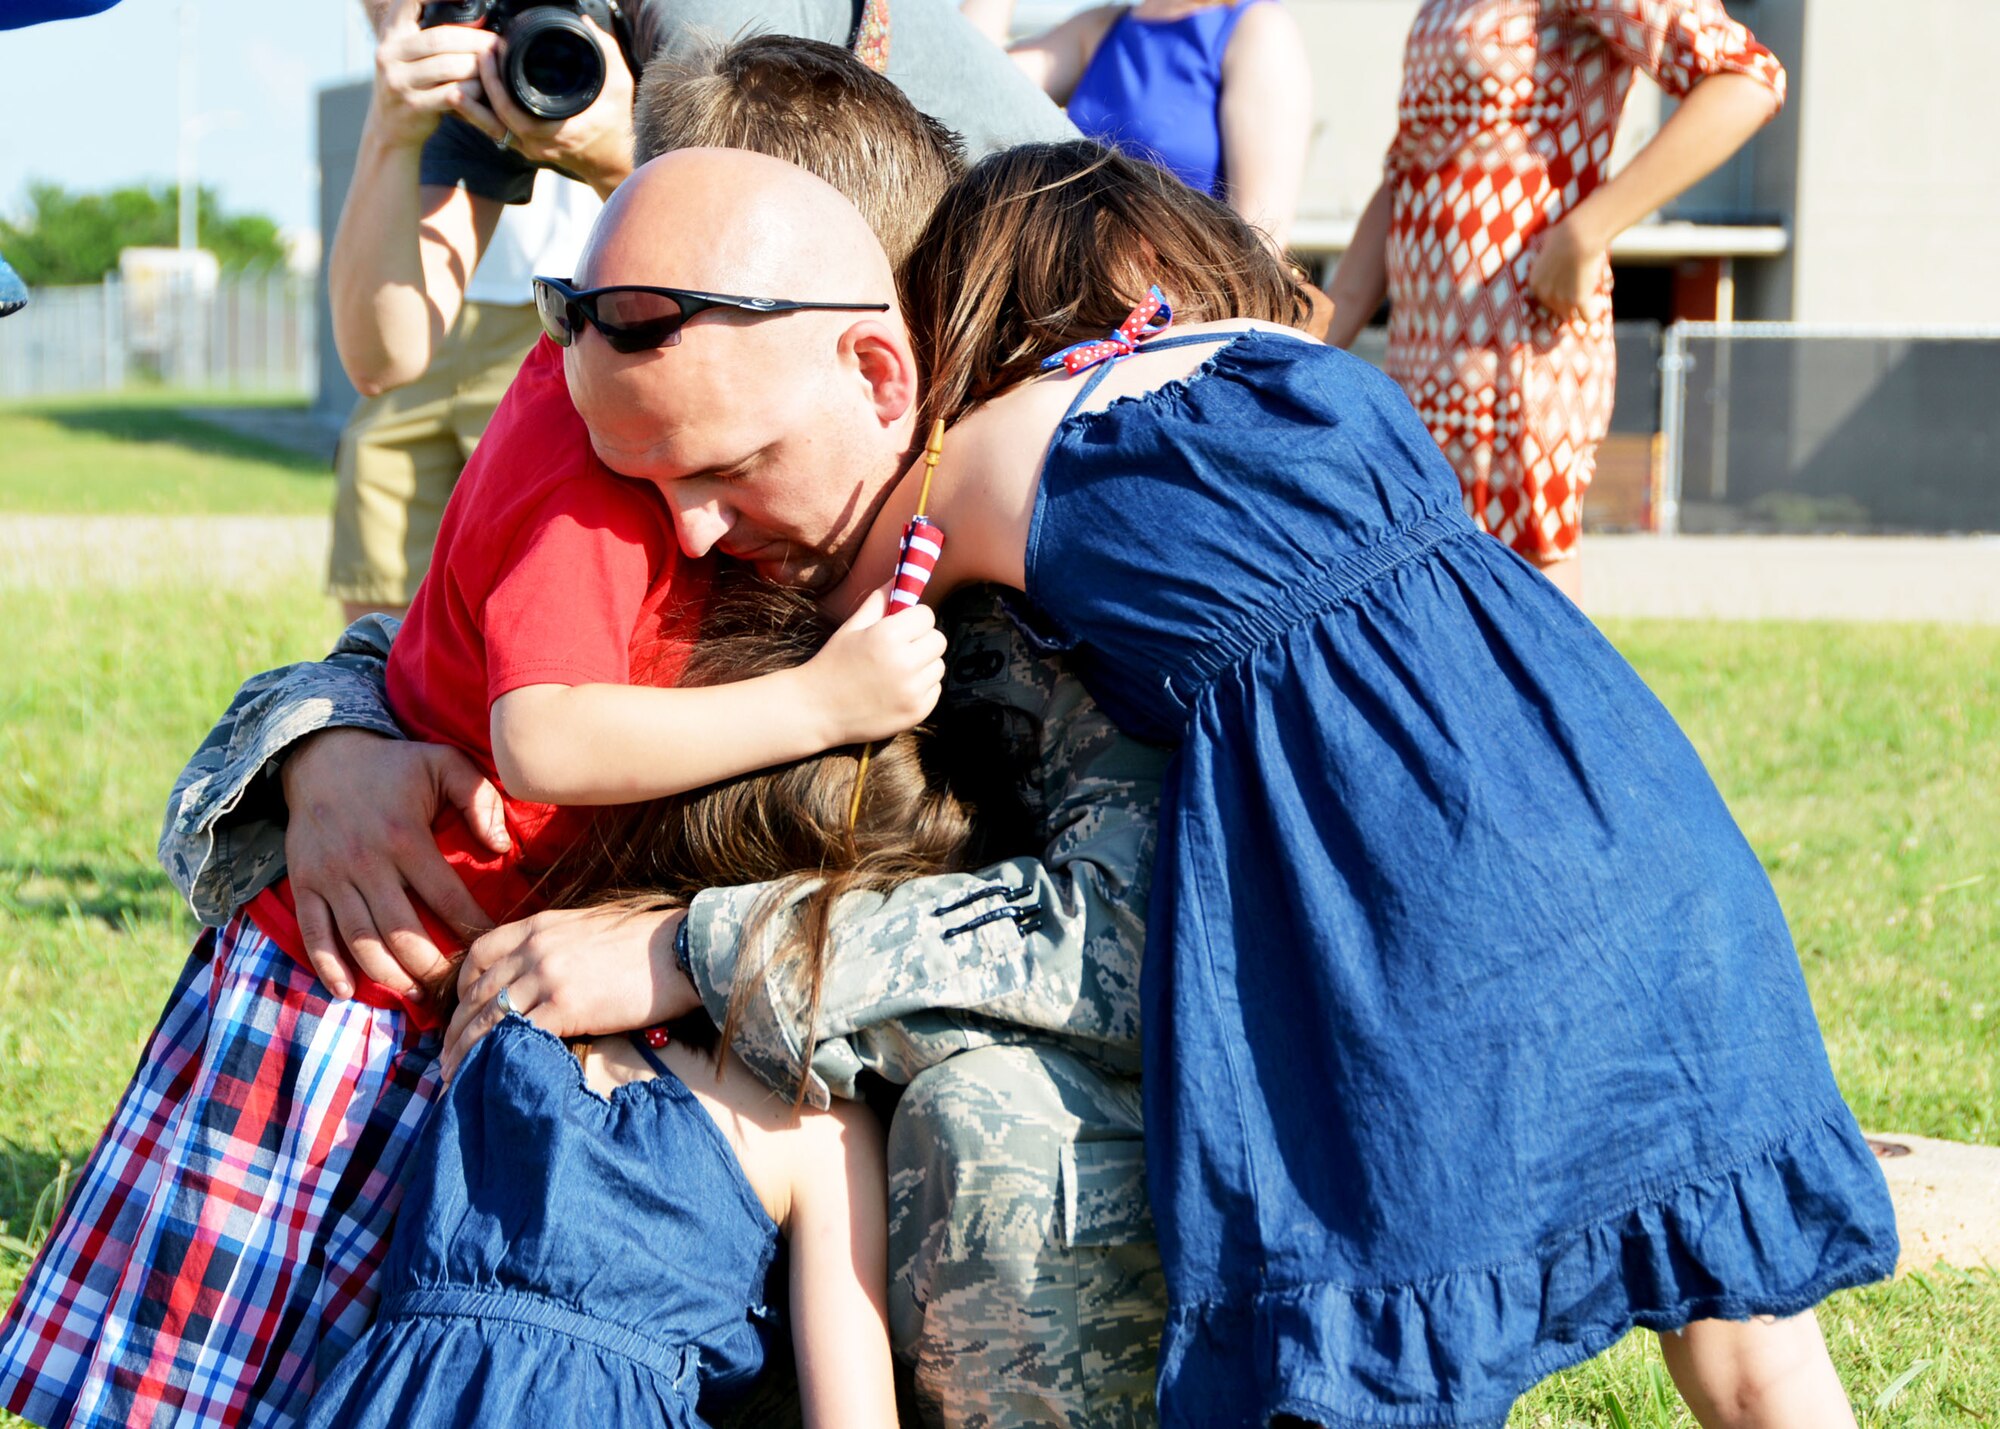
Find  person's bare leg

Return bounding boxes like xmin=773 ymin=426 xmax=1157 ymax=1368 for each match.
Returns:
xmin=1536 ymin=550 xmax=1583 ymax=605
xmin=1658 ymin=1313 xmax=1857 ymax=1429
xmin=342 ymin=601 xmax=409 ymax=625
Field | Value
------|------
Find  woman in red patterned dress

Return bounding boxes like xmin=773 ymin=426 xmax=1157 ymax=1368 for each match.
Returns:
xmin=1326 ymin=0 xmax=1785 ymax=601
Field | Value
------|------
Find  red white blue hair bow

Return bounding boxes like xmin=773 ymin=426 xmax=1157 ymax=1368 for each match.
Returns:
xmin=1040 ymin=286 xmax=1174 ymax=375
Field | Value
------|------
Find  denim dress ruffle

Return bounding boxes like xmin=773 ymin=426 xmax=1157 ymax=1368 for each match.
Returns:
xmin=305 ymin=1018 xmax=779 ymax=1429
xmin=1022 ymin=330 xmax=1898 ymax=1428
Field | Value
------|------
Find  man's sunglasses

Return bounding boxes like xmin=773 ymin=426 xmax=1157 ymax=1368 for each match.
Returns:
xmin=532 ymin=275 xmax=890 ymax=354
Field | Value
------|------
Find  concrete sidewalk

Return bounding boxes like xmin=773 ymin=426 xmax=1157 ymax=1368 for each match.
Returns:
xmin=1582 ymin=535 xmax=2000 ymax=624
xmin=1868 ymin=1132 xmax=2000 ymax=1275
xmin=1 ymin=515 xmax=329 ymax=591
xmin=6 ymin=519 xmax=1999 ymax=623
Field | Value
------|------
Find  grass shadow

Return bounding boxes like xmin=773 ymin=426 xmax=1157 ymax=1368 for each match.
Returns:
xmin=0 ymin=1139 xmax=92 ymax=1240
xmin=21 ymin=401 xmax=329 ymax=476
xmin=0 ymin=858 xmax=175 ymax=928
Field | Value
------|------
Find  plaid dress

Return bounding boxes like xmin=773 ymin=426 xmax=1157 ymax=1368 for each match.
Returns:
xmin=0 ymin=914 xmax=440 ymax=1429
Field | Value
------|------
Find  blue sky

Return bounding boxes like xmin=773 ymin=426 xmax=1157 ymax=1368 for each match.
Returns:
xmin=0 ymin=0 xmax=1096 ymax=241
xmin=1 ymin=0 xmax=376 ymax=237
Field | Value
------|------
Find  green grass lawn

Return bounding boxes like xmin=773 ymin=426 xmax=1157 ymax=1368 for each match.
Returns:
xmin=2 ymin=581 xmax=1994 ymax=1424
xmin=0 ymin=393 xmax=332 ymax=514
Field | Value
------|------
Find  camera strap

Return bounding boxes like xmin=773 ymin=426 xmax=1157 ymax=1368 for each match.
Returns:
xmin=847 ymin=0 xmax=890 ymax=73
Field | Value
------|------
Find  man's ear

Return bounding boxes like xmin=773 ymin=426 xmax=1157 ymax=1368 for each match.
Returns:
xmin=841 ymin=318 xmax=919 ymax=427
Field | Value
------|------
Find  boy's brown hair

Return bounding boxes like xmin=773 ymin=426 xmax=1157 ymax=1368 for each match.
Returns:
xmin=634 ymin=34 xmax=966 ymax=266
xmin=902 ymin=141 xmax=1313 ymax=425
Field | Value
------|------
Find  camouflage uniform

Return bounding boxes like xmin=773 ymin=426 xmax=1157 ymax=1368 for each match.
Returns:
xmin=159 ymin=588 xmax=1170 ymax=1429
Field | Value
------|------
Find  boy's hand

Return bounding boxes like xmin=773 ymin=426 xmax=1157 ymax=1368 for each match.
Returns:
xmin=804 ymin=582 xmax=950 ymax=745
xmin=443 ymin=905 xmax=697 ymax=1081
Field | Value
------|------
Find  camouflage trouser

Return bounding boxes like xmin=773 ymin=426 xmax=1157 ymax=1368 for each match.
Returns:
xmin=889 ymin=1044 xmax=1164 ymax=1429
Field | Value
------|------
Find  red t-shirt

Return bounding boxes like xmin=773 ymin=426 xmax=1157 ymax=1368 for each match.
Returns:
xmin=249 ymin=338 xmax=712 ymax=1024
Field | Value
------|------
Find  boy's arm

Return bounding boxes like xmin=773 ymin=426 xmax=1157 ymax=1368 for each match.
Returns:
xmin=684 ymin=598 xmax=1162 ymax=1107
xmin=487 ymin=589 xmax=947 ymax=804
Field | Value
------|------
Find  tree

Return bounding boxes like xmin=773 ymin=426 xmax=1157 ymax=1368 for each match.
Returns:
xmin=0 ymin=182 xmax=287 ymax=286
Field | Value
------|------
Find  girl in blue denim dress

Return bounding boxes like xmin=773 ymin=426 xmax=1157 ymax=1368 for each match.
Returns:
xmin=848 ymin=141 xmax=1899 ymax=1429
xmin=304 ymin=582 xmax=971 ymax=1429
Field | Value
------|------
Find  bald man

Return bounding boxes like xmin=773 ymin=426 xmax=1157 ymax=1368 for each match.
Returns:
xmin=159 ymin=141 xmax=1166 ymax=1429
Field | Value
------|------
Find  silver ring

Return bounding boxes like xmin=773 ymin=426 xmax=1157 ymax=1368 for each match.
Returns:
xmin=496 ymin=130 xmax=515 ymax=151
xmin=496 ymin=985 xmax=517 ymax=1017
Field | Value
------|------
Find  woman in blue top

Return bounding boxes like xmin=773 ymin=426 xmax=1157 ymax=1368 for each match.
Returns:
xmin=843 ymin=141 xmax=1897 ymax=1427
xmin=963 ymin=0 xmax=1311 ymax=247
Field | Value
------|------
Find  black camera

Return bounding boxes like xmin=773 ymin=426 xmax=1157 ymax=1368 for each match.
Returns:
xmin=419 ymin=0 xmax=634 ymax=122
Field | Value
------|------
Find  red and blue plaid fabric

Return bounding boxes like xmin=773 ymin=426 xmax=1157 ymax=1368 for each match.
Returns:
xmin=1039 ymin=285 xmax=1174 ymax=375
xmin=0 ymin=913 xmax=441 ymax=1429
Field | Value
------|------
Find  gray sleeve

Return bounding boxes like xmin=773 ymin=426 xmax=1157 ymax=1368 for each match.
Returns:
xmin=875 ymin=0 xmax=1080 ymax=157
xmin=635 ymin=0 xmax=845 ymax=65
xmin=681 ymin=598 xmax=1161 ymax=1107
xmin=157 ymin=617 xmax=404 ymax=924
xmin=635 ymin=0 xmax=1077 ymax=157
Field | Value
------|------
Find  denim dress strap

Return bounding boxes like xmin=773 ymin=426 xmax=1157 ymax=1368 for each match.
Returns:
xmin=1059 ymin=331 xmax=1251 ymax=419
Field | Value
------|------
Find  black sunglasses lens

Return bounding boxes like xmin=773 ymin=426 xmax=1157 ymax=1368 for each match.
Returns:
xmin=586 ymin=288 xmax=692 ymax=353
xmin=533 ymin=281 xmax=577 ymax=347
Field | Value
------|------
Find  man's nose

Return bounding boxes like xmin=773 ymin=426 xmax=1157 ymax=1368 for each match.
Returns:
xmin=666 ymin=491 xmax=733 ymax=560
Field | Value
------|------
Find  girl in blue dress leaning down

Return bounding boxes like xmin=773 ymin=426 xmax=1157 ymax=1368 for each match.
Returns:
xmin=305 ymin=583 xmax=967 ymax=1429
xmin=837 ymin=142 xmax=1897 ymax=1428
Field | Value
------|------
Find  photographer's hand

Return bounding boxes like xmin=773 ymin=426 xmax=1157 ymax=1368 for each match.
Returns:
xmin=479 ymin=14 xmax=636 ymax=198
xmin=370 ymin=0 xmax=506 ymax=149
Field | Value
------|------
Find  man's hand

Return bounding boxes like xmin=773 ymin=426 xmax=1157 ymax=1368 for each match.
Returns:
xmin=282 ymin=729 xmax=510 ymax=1002
xmin=478 ymin=15 xmax=636 ymax=197
xmin=443 ymin=905 xmax=698 ymax=1081
xmin=369 ymin=0 xmax=505 ymax=150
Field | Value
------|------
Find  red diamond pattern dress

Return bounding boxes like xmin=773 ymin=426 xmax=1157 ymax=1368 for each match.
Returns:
xmin=1383 ymin=0 xmax=1784 ymax=562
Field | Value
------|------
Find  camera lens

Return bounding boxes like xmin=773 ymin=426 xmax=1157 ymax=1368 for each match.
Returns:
xmin=502 ymin=7 xmax=605 ymax=121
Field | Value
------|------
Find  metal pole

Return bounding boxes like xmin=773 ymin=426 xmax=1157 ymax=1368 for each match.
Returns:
xmin=1656 ymin=323 xmax=1688 ymax=537
xmin=178 ymin=0 xmax=198 ymax=251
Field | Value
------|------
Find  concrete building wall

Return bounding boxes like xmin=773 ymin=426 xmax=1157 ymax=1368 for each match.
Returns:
xmin=314 ymin=80 xmax=370 ymax=428
xmin=1290 ymin=0 xmax=1419 ymax=222
xmin=1288 ymin=1 xmax=1752 ymax=229
xmin=1784 ymin=0 xmax=2000 ymax=325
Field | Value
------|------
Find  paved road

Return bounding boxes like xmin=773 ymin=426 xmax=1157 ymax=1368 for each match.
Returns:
xmin=5 ymin=517 xmax=1998 ymax=625
xmin=1583 ymin=534 xmax=2000 ymax=624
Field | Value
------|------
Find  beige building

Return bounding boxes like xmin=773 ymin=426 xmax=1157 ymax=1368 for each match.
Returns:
xmin=1280 ymin=0 xmax=2000 ymax=326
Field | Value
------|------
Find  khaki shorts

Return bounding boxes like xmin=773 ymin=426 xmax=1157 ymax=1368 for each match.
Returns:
xmin=327 ymin=301 xmax=547 ymax=606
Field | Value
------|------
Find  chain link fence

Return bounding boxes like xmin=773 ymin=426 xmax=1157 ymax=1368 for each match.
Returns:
xmin=1659 ymin=323 xmax=2000 ymax=536
xmin=0 ymin=272 xmax=315 ymax=400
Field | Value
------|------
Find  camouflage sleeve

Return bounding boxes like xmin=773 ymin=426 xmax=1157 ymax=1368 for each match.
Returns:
xmin=157 ymin=615 xmax=405 ymax=925
xmin=682 ymin=593 xmax=1166 ymax=1109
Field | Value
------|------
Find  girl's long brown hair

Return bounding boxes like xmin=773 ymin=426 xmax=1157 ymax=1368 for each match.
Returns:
xmin=901 ymin=140 xmax=1312 ymax=426
xmin=538 ymin=577 xmax=975 ymax=1103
